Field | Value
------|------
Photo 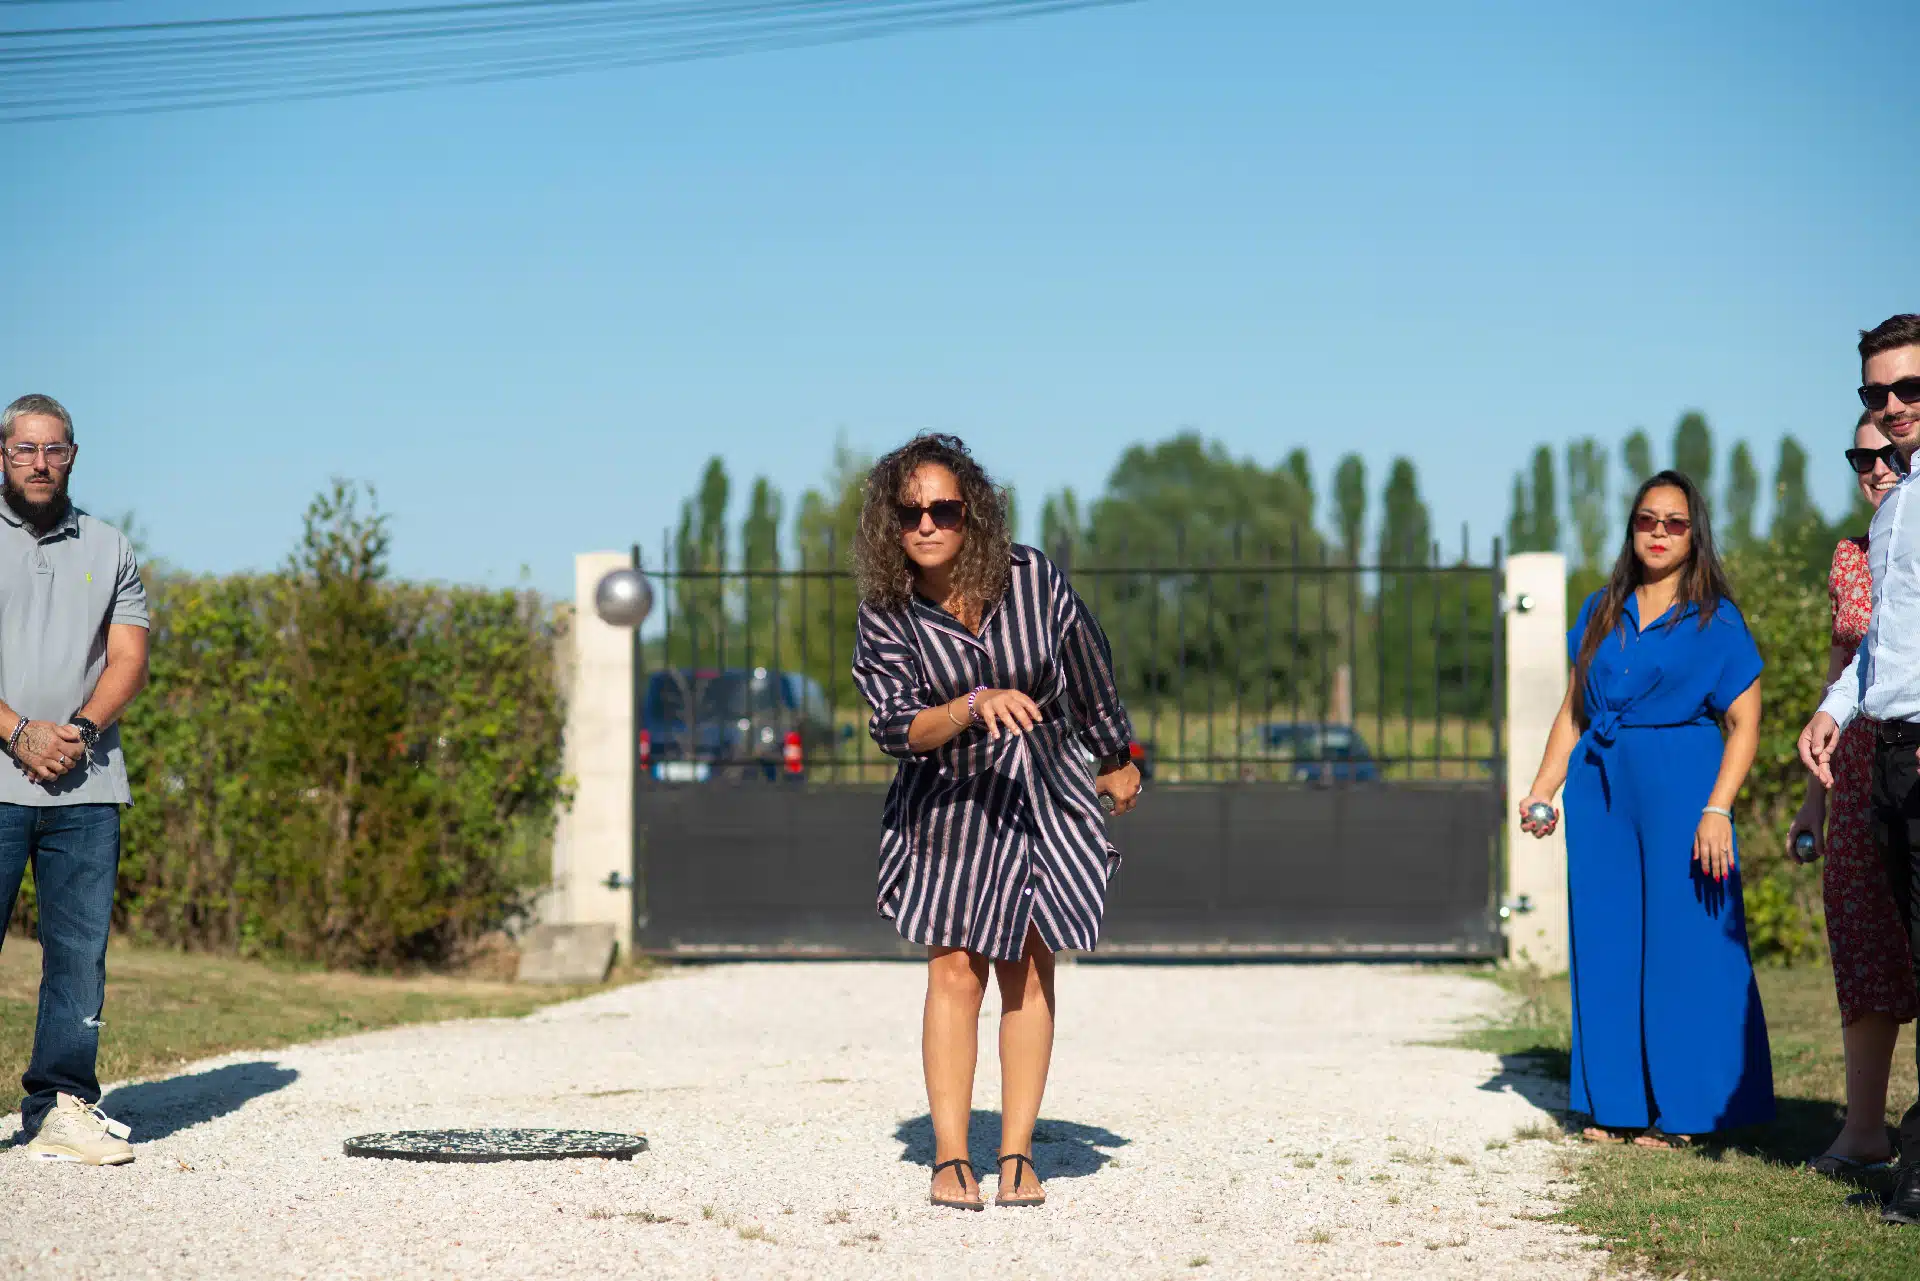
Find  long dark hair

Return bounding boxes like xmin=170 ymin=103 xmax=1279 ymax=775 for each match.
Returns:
xmin=853 ymin=433 xmax=1013 ymax=613
xmin=1571 ymin=469 xmax=1734 ymax=725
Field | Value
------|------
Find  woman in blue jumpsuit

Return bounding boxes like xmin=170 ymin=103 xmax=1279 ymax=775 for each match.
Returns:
xmin=1521 ymin=470 xmax=1773 ymax=1142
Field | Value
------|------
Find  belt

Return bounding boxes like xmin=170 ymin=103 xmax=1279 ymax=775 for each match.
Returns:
xmin=1579 ymin=701 xmax=1712 ymax=804
xmin=1875 ymin=720 xmax=1920 ymax=745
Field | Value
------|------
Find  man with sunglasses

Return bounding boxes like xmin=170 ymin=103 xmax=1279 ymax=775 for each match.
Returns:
xmin=1800 ymin=314 xmax=1920 ymax=1224
xmin=0 ymin=394 xmax=150 ymax=1167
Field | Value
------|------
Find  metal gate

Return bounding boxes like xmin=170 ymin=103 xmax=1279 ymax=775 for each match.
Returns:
xmin=625 ymin=533 xmax=1506 ymax=959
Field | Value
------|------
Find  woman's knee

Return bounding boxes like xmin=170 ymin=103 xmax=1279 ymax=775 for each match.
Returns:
xmin=927 ymin=947 xmax=988 ymax=1002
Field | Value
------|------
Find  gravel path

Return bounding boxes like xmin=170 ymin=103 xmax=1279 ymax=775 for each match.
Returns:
xmin=2 ymin=963 xmax=1603 ymax=1279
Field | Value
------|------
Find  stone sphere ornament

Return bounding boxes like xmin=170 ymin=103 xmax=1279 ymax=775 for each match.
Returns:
xmin=1524 ymin=801 xmax=1556 ymax=830
xmin=594 ymin=567 xmax=654 ymax=629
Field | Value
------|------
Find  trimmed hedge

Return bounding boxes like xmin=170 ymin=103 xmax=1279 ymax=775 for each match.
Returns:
xmin=10 ymin=482 xmax=570 ymax=968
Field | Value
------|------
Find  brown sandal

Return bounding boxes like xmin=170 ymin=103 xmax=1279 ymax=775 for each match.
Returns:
xmin=930 ymin=1158 xmax=984 ymax=1211
xmin=995 ymin=1153 xmax=1046 ymax=1207
xmin=1631 ymin=1129 xmax=1695 ymax=1150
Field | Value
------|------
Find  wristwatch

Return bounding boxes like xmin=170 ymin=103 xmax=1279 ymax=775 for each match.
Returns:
xmin=70 ymin=717 xmax=100 ymax=752
xmin=1098 ymin=751 xmax=1132 ymax=773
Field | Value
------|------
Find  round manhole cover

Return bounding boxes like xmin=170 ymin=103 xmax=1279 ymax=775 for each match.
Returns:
xmin=343 ymin=1128 xmax=648 ymax=1163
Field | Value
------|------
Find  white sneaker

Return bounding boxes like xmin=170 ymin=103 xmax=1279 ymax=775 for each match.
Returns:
xmin=24 ymin=1092 xmax=134 ymax=1166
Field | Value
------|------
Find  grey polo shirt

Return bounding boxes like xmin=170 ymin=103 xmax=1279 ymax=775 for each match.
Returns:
xmin=0 ymin=499 xmax=149 ymax=806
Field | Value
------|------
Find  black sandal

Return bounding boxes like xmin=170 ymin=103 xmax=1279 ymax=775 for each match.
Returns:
xmin=996 ymin=1153 xmax=1045 ymax=1207
xmin=930 ymin=1158 xmax=984 ymax=1211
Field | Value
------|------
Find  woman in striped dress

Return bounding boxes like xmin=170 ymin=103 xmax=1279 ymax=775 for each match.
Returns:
xmin=851 ymin=433 xmax=1141 ymax=1212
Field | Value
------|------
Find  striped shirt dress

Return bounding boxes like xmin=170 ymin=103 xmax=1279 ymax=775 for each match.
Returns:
xmin=852 ymin=545 xmax=1136 ymax=961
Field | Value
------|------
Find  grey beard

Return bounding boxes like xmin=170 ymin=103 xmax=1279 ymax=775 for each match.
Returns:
xmin=2 ymin=476 xmax=69 ymax=533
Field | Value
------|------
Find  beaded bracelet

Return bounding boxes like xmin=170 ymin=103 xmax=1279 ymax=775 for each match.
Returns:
xmin=966 ymin=686 xmax=988 ymax=724
xmin=5 ymin=718 xmax=26 ymax=760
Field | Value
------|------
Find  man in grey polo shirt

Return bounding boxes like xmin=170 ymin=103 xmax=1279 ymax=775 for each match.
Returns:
xmin=0 ymin=393 xmax=149 ymax=1166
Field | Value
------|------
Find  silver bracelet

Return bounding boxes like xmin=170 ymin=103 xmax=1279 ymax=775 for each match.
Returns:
xmin=1701 ymin=805 xmax=1733 ymax=819
xmin=5 ymin=718 xmax=25 ymax=759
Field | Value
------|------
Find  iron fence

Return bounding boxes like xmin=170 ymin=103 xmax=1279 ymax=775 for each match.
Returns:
xmin=633 ymin=533 xmax=1505 ymax=787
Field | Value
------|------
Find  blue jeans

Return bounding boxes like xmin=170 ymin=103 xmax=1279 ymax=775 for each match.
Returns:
xmin=0 ymin=803 xmax=121 ymax=1136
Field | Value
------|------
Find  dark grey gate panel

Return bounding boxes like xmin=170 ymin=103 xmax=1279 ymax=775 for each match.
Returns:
xmin=631 ymin=778 xmax=1497 ymax=960
xmin=634 ymin=780 xmax=908 ymax=957
xmin=1096 ymin=782 xmax=1499 ymax=957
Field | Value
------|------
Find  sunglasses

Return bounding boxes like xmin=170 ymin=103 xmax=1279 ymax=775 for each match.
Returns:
xmin=1858 ymin=377 xmax=1920 ymax=412
xmin=1632 ymin=513 xmax=1691 ymax=537
xmin=894 ymin=499 xmax=966 ymax=532
xmin=1846 ymin=444 xmax=1903 ymax=475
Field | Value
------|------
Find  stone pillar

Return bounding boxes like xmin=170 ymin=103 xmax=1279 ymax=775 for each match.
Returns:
xmin=548 ymin=551 xmax=635 ymax=950
xmin=1503 ymin=552 xmax=1569 ymax=972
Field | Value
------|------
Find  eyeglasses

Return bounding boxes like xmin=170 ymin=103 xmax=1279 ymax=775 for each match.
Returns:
xmin=3 ymin=442 xmax=75 ymax=467
xmin=1858 ymin=377 xmax=1920 ymax=412
xmin=894 ymin=499 xmax=966 ymax=532
xmin=1846 ymin=444 xmax=1902 ymax=475
xmin=1632 ymin=513 xmax=1691 ymax=537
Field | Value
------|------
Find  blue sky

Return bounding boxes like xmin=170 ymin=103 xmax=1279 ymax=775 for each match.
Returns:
xmin=3 ymin=0 xmax=1911 ymax=598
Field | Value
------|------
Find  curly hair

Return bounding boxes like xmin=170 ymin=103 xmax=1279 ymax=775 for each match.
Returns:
xmin=853 ymin=433 xmax=1012 ymax=614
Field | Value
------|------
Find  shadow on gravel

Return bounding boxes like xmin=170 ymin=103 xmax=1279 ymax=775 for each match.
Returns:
xmin=101 ymin=1060 xmax=299 ymax=1141
xmin=1477 ymin=1051 xmax=1572 ymax=1116
xmin=893 ymin=1111 xmax=1130 ymax=1180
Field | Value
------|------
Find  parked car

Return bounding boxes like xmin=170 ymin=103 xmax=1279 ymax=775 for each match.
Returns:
xmin=641 ymin=666 xmax=846 ymax=781
xmin=1246 ymin=722 xmax=1379 ymax=783
xmin=1127 ymin=737 xmax=1155 ymax=783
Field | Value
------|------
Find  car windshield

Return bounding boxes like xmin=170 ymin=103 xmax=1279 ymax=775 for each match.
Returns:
xmin=1252 ymin=724 xmax=1365 ymax=759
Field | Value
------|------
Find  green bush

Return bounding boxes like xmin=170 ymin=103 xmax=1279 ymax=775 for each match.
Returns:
xmin=11 ymin=481 xmax=570 ymax=969
xmin=1723 ymin=540 xmax=1831 ymax=962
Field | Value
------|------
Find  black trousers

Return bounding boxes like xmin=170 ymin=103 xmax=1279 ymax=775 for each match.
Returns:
xmin=1869 ymin=720 xmax=1920 ymax=1159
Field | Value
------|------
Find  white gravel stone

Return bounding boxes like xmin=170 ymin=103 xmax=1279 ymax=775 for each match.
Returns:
xmin=0 ymin=962 xmax=1605 ymax=1279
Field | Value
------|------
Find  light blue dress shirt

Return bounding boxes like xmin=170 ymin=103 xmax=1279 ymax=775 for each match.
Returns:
xmin=1819 ymin=465 xmax=1920 ymax=729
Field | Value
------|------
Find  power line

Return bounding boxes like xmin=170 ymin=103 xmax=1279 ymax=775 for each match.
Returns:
xmin=2 ymin=2 xmax=906 ymax=67
xmin=2 ymin=0 xmax=1136 ymax=122
xmin=4 ymin=0 xmax=1105 ymax=93
xmin=5 ymin=0 xmax=686 ymax=38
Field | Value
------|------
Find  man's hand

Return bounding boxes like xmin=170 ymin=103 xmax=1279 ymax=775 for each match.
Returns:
xmin=11 ymin=720 xmax=83 ymax=784
xmin=1798 ymin=711 xmax=1841 ymax=789
xmin=1787 ymin=796 xmax=1826 ymax=864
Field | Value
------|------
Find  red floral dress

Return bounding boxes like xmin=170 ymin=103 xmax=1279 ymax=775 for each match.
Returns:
xmin=1825 ymin=535 xmax=1918 ymax=1024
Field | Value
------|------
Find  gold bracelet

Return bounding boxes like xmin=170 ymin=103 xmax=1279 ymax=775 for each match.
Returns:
xmin=945 ymin=700 xmax=966 ymax=728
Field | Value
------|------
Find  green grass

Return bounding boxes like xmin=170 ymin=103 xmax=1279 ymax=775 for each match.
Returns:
xmin=1454 ymin=962 xmax=1920 ymax=1280
xmin=0 ymin=938 xmax=648 ymax=1085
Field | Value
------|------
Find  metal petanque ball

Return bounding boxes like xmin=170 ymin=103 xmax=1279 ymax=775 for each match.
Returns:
xmin=1525 ymin=801 xmax=1556 ymax=829
xmin=1794 ymin=830 xmax=1818 ymax=859
xmin=594 ymin=567 xmax=654 ymax=629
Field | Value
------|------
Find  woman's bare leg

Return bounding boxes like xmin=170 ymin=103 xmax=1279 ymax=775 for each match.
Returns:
xmin=1827 ymin=1012 xmax=1900 ymax=1161
xmin=993 ymin=926 xmax=1056 ymax=1199
xmin=925 ymin=945 xmax=990 ymax=1203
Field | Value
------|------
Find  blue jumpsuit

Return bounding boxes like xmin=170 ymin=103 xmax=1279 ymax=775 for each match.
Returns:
xmin=1563 ymin=591 xmax=1774 ymax=1134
